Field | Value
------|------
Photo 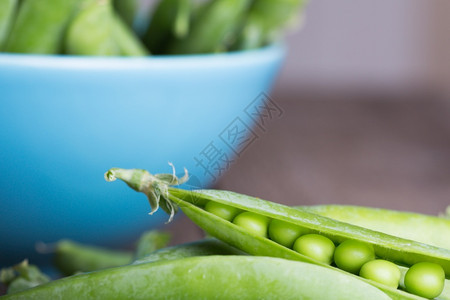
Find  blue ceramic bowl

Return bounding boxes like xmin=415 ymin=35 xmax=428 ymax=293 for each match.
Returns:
xmin=0 ymin=45 xmax=285 ymax=266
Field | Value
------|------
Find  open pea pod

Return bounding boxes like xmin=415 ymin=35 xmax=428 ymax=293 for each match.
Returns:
xmin=105 ymin=168 xmax=450 ymax=300
xmin=299 ymin=205 xmax=450 ymax=250
xmin=299 ymin=204 xmax=450 ymax=300
xmin=2 ymin=256 xmax=391 ymax=299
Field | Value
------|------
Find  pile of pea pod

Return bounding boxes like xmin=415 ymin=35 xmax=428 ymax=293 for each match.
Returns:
xmin=0 ymin=0 xmax=307 ymax=56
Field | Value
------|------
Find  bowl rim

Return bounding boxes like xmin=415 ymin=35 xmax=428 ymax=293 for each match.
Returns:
xmin=0 ymin=43 xmax=286 ymax=70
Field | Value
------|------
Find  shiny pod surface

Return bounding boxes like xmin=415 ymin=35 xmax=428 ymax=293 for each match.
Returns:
xmin=300 ymin=205 xmax=450 ymax=250
xmin=166 ymin=189 xmax=449 ymax=299
xmin=300 ymin=205 xmax=450 ymax=300
xmin=169 ymin=189 xmax=450 ymax=277
xmin=3 ymin=256 xmax=390 ymax=300
xmin=133 ymin=238 xmax=246 ymax=265
xmin=105 ymin=168 xmax=450 ymax=299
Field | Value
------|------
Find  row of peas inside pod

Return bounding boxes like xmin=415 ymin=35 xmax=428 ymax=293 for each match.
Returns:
xmin=204 ymin=201 xmax=446 ymax=299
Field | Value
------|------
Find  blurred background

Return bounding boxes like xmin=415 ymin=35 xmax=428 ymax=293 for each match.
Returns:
xmin=1 ymin=0 xmax=449 ymax=270
xmin=169 ymin=0 xmax=450 ymax=241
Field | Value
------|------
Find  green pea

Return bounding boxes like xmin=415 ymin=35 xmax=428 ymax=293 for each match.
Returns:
xmin=334 ymin=240 xmax=375 ymax=274
xmin=232 ymin=211 xmax=270 ymax=238
xmin=293 ymin=234 xmax=335 ymax=265
xmin=301 ymin=204 xmax=450 ymax=250
xmin=404 ymin=262 xmax=445 ymax=299
xmin=204 ymin=201 xmax=241 ymax=222
xmin=359 ymin=259 xmax=401 ymax=289
xmin=268 ymin=219 xmax=309 ymax=248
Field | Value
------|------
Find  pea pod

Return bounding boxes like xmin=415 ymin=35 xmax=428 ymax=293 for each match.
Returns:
xmin=0 ymin=260 xmax=50 ymax=295
xmin=134 ymin=230 xmax=171 ymax=260
xmin=105 ymin=167 xmax=450 ymax=299
xmin=142 ymin=0 xmax=192 ymax=54
xmin=1 ymin=256 xmax=391 ymax=299
xmin=234 ymin=0 xmax=308 ymax=50
xmin=65 ymin=0 xmax=120 ymax=56
xmin=111 ymin=12 xmax=148 ymax=56
xmin=113 ymin=0 xmax=137 ymax=28
xmin=53 ymin=239 xmax=134 ymax=276
xmin=167 ymin=0 xmax=252 ymax=54
xmin=299 ymin=205 xmax=450 ymax=250
xmin=133 ymin=238 xmax=246 ymax=264
xmin=52 ymin=230 xmax=170 ymax=275
xmin=4 ymin=0 xmax=79 ymax=54
xmin=0 ymin=0 xmax=18 ymax=50
xmin=300 ymin=205 xmax=450 ymax=300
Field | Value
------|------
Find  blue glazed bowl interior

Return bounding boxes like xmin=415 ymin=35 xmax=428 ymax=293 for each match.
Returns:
xmin=0 ymin=45 xmax=285 ymax=266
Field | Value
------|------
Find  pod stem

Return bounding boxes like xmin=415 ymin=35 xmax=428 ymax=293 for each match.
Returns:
xmin=104 ymin=164 xmax=188 ymax=222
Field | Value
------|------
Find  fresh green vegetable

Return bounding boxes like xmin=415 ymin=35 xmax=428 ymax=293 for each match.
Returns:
xmin=404 ymin=262 xmax=445 ymax=299
xmin=334 ymin=240 xmax=375 ymax=274
xmin=142 ymin=0 xmax=192 ymax=54
xmin=234 ymin=0 xmax=307 ymax=50
xmin=0 ymin=0 xmax=18 ymax=49
xmin=65 ymin=0 xmax=120 ymax=56
xmin=232 ymin=211 xmax=270 ymax=238
xmin=134 ymin=230 xmax=171 ymax=260
xmin=52 ymin=230 xmax=170 ymax=275
xmin=111 ymin=12 xmax=148 ymax=56
xmin=301 ymin=204 xmax=450 ymax=299
xmin=293 ymin=233 xmax=335 ymax=265
xmin=204 ymin=200 xmax=242 ymax=221
xmin=1 ymin=256 xmax=391 ymax=299
xmin=168 ymin=0 xmax=252 ymax=54
xmin=0 ymin=0 xmax=308 ymax=56
xmin=4 ymin=0 xmax=79 ymax=53
xmin=133 ymin=238 xmax=246 ymax=264
xmin=268 ymin=218 xmax=309 ymax=248
xmin=113 ymin=0 xmax=137 ymax=28
xmin=301 ymin=205 xmax=450 ymax=250
xmin=360 ymin=259 xmax=401 ymax=289
xmin=105 ymin=167 xmax=450 ymax=299
xmin=0 ymin=260 xmax=50 ymax=295
xmin=53 ymin=239 xmax=134 ymax=276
